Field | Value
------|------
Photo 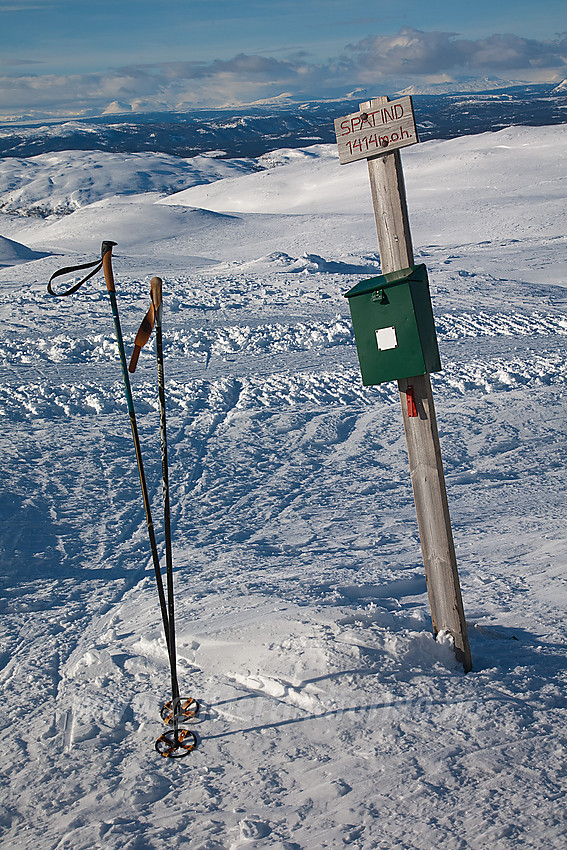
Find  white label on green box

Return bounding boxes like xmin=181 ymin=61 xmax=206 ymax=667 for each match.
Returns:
xmin=376 ymin=326 xmax=398 ymax=351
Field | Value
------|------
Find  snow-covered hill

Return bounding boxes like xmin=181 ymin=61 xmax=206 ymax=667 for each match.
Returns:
xmin=0 ymin=150 xmax=258 ymax=218
xmin=0 ymin=126 xmax=566 ymax=849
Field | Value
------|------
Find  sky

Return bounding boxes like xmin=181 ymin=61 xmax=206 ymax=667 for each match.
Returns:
xmin=0 ymin=0 xmax=566 ymax=121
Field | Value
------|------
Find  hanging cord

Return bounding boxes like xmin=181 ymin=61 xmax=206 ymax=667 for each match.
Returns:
xmin=47 ymin=243 xmax=196 ymax=756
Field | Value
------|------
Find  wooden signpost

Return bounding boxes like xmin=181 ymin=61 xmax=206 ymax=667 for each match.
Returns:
xmin=334 ymin=96 xmax=418 ymax=164
xmin=336 ymin=95 xmax=472 ymax=672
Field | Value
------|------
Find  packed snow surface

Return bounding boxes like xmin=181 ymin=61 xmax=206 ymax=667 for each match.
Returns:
xmin=0 ymin=124 xmax=566 ymax=849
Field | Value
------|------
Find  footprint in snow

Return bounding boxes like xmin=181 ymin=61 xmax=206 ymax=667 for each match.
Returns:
xmin=238 ymin=818 xmax=271 ymax=840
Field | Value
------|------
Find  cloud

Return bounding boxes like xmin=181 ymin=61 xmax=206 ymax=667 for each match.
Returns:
xmin=348 ymin=28 xmax=567 ymax=76
xmin=348 ymin=29 xmax=466 ymax=76
xmin=0 ymin=57 xmax=43 ymax=66
xmin=122 ymin=53 xmax=302 ymax=83
xmin=467 ymin=32 xmax=567 ymax=70
xmin=1 ymin=28 xmax=566 ymax=120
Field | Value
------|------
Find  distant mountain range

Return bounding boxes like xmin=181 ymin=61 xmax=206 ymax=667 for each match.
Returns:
xmin=0 ymin=84 xmax=565 ymax=160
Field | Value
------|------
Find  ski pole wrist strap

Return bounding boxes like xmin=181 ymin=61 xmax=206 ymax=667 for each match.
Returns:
xmin=47 ymin=241 xmax=117 ymax=296
xmin=128 ymin=278 xmax=162 ymax=373
xmin=47 ymin=257 xmax=103 ymax=296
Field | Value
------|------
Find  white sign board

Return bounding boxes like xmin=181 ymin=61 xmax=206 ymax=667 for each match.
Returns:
xmin=334 ymin=96 xmax=418 ymax=165
xmin=376 ymin=326 xmax=398 ymax=351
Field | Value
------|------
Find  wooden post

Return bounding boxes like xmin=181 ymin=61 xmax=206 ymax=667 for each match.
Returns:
xmin=360 ymin=96 xmax=472 ymax=672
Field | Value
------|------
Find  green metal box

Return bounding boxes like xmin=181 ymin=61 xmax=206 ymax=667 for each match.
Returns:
xmin=344 ymin=264 xmax=441 ymax=386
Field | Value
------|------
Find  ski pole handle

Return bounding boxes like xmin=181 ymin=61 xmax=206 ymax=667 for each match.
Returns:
xmin=101 ymin=241 xmax=118 ymax=293
xmin=151 ymin=277 xmax=163 ymax=325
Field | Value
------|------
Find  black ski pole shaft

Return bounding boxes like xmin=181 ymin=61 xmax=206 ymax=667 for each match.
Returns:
xmin=129 ymin=274 xmax=200 ymax=742
xmin=150 ymin=276 xmax=181 ymax=735
xmin=101 ymin=243 xmax=171 ymax=652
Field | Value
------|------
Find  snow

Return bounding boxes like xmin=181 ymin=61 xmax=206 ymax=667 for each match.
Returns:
xmin=0 ymin=150 xmax=258 ymax=218
xmin=0 ymin=125 xmax=566 ymax=849
xmin=0 ymin=234 xmax=49 ymax=266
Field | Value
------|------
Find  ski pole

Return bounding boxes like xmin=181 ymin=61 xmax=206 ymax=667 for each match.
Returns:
xmin=129 ymin=276 xmax=199 ymax=756
xmin=130 ymin=276 xmax=181 ymax=735
xmin=99 ymin=243 xmax=172 ymax=655
xmin=151 ymin=278 xmax=180 ymax=722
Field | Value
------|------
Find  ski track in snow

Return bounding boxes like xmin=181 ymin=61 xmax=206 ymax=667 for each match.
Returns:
xmin=0 ymin=126 xmax=566 ymax=850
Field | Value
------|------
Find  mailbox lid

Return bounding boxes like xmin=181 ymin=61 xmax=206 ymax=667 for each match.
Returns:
xmin=344 ymin=264 xmax=421 ymax=300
